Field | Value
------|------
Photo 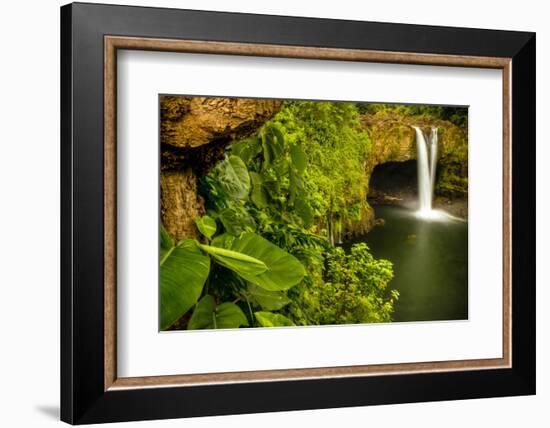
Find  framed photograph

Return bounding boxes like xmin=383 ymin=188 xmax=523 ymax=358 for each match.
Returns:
xmin=60 ymin=2 xmax=535 ymax=424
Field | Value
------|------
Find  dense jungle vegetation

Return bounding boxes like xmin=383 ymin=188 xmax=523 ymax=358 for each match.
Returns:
xmin=357 ymin=103 xmax=468 ymax=128
xmin=160 ymin=100 xmax=466 ymax=330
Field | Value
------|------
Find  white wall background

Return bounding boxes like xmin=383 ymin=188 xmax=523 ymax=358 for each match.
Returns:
xmin=0 ymin=0 xmax=546 ymax=427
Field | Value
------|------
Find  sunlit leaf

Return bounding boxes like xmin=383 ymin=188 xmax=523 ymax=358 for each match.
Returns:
xmin=197 ymin=243 xmax=267 ymax=277
xmin=194 ymin=215 xmax=217 ymax=239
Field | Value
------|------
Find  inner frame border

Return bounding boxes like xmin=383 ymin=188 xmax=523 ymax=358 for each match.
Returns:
xmin=103 ymin=35 xmax=512 ymax=391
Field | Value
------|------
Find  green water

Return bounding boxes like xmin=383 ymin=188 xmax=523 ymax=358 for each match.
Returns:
xmin=350 ymin=205 xmax=468 ymax=322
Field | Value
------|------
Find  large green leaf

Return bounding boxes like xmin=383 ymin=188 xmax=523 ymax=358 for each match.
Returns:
xmin=188 ymin=295 xmax=249 ymax=329
xmin=255 ymin=311 xmax=295 ymax=327
xmin=197 ymin=243 xmax=267 ymax=276
xmin=160 ymin=239 xmax=210 ymax=330
xmin=231 ymin=136 xmax=261 ymax=164
xmin=247 ymin=284 xmax=291 ymax=311
xmin=229 ymin=232 xmax=306 ymax=291
xmin=194 ymin=215 xmax=217 ymax=239
xmin=214 ymin=155 xmax=250 ymax=200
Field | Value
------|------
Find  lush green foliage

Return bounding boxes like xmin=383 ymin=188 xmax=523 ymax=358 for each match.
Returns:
xmin=159 ymin=222 xmax=307 ymax=329
xmin=283 ymin=243 xmax=398 ymax=326
xmin=435 ymin=126 xmax=469 ymax=196
xmin=160 ymin=100 xmax=406 ymax=330
xmin=268 ymin=101 xmax=372 ymax=244
xmin=437 ymin=159 xmax=468 ymax=196
xmin=357 ymin=103 xmax=468 ymax=128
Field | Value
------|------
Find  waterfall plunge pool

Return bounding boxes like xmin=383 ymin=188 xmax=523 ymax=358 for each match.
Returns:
xmin=346 ymin=125 xmax=468 ymax=322
xmin=347 ymin=204 xmax=468 ymax=323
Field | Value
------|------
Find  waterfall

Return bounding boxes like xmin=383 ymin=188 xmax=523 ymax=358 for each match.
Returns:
xmin=413 ymin=126 xmax=438 ymax=217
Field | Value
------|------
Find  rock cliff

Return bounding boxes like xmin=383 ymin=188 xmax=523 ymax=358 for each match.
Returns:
xmin=160 ymin=96 xmax=282 ymax=240
xmin=361 ymin=111 xmax=468 ymax=198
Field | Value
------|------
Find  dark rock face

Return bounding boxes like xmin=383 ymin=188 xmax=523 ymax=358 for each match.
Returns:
xmin=369 ymin=160 xmax=418 ymax=201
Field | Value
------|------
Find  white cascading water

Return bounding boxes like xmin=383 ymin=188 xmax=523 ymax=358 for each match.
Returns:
xmin=413 ymin=126 xmax=439 ymax=218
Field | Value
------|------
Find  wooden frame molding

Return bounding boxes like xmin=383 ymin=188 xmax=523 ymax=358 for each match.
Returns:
xmin=104 ymin=35 xmax=513 ymax=391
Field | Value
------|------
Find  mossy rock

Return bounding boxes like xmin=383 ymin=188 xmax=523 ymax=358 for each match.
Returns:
xmin=361 ymin=111 xmax=468 ymax=198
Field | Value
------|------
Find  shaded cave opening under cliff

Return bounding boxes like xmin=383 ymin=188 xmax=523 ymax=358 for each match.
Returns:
xmin=368 ymin=160 xmax=419 ymax=204
xmin=367 ymin=160 xmax=468 ymax=219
